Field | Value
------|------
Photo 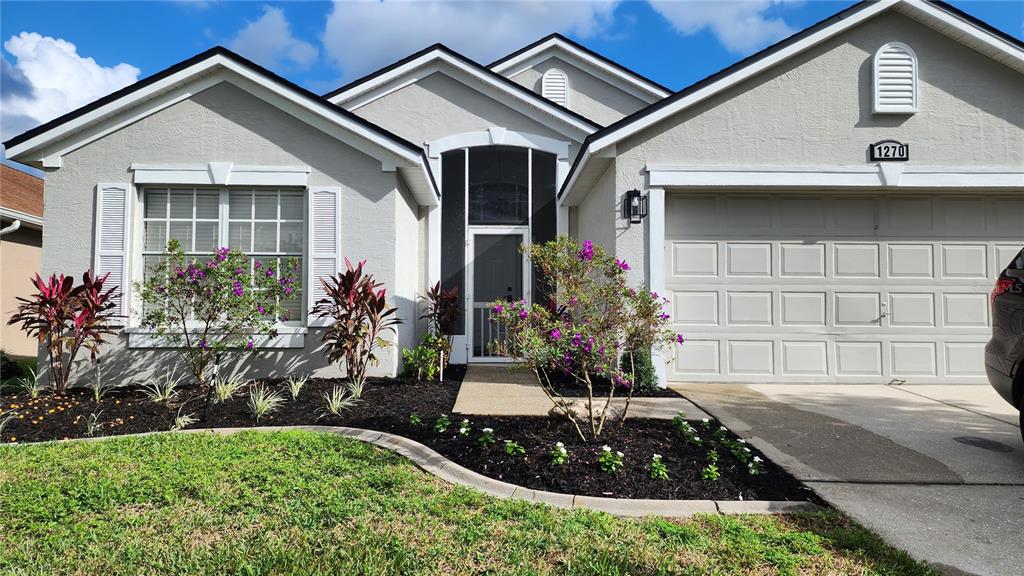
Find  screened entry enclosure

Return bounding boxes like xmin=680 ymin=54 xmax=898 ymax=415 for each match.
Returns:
xmin=441 ymin=145 xmax=557 ymax=360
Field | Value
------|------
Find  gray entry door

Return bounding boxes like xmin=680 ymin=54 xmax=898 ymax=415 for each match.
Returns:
xmin=470 ymin=231 xmax=526 ymax=360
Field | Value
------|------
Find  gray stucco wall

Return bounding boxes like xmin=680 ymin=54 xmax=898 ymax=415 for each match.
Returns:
xmin=597 ymin=10 xmax=1024 ymax=283
xmin=508 ymin=56 xmax=650 ymax=126
xmin=351 ymin=71 xmax=583 ymax=159
xmin=573 ymin=161 xmax=617 ymax=253
xmin=42 ymin=81 xmax=413 ymax=386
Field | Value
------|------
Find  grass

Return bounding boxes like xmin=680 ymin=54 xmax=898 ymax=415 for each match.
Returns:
xmin=0 ymin=431 xmax=937 ymax=576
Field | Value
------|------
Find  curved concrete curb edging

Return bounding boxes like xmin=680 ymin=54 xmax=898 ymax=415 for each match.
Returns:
xmin=29 ymin=425 xmax=821 ymax=518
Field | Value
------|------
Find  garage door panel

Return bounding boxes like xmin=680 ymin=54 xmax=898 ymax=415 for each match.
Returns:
xmin=993 ymin=198 xmax=1024 ymax=231
xmin=666 ymin=192 xmax=1006 ymax=383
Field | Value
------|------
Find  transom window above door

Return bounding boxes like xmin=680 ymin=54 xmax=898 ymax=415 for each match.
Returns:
xmin=467 ymin=146 xmax=529 ymax=225
xmin=142 ymin=187 xmax=305 ymax=322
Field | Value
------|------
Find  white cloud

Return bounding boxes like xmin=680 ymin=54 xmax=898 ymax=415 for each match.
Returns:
xmin=322 ymin=0 xmax=619 ymax=80
xmin=647 ymin=0 xmax=796 ymax=54
xmin=229 ymin=5 xmax=318 ymax=71
xmin=1 ymin=32 xmax=139 ymax=142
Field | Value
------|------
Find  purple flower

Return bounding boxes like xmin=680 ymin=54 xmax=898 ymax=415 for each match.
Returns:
xmin=569 ymin=296 xmax=578 ymax=306
xmin=217 ymin=247 xmax=229 ymax=261
xmin=155 ymin=285 xmax=165 ymax=294
xmin=571 ymin=333 xmax=583 ymax=347
xmin=232 ymin=280 xmax=244 ymax=297
xmin=493 ymin=303 xmax=504 ymax=314
xmin=265 ymin=268 xmax=275 ymax=277
xmin=245 ymin=340 xmax=254 ymax=350
xmin=615 ymin=258 xmax=630 ymax=271
xmin=254 ymin=261 xmax=263 ymax=269
xmin=519 ymin=309 xmax=528 ymax=319
xmin=659 ymin=313 xmax=670 ymax=320
xmin=284 ymin=286 xmax=294 ymax=296
xmin=675 ymin=334 xmax=685 ymax=345
xmin=577 ymin=240 xmax=595 ymax=261
xmin=550 ymin=328 xmax=561 ymax=341
xmin=198 ymin=339 xmax=208 ymax=350
xmin=236 ymin=267 xmax=246 ymax=276
xmin=257 ymin=305 xmax=266 ymax=315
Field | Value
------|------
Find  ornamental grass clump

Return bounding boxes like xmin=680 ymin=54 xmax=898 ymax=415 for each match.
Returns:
xmin=490 ymin=236 xmax=683 ymax=441
xmin=7 ymin=271 xmax=120 ymax=395
xmin=248 ymin=385 xmax=284 ymax=423
xmin=137 ymin=241 xmax=300 ymax=390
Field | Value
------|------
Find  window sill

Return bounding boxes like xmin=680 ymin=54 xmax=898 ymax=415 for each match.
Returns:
xmin=124 ymin=326 xmax=307 ymax=350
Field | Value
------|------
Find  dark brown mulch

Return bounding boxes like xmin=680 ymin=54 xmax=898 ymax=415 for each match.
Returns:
xmin=544 ymin=371 xmax=682 ymax=398
xmin=0 ymin=364 xmax=816 ymax=502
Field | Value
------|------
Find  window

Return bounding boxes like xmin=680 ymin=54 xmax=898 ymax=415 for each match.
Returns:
xmin=468 ymin=146 xmax=529 ymax=225
xmin=142 ymin=187 xmax=304 ymax=323
xmin=541 ymin=68 xmax=569 ymax=108
xmin=874 ymin=42 xmax=917 ymax=114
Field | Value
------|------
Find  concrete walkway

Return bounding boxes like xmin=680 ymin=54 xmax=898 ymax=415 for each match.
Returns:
xmin=454 ymin=365 xmax=709 ymax=420
xmin=672 ymin=383 xmax=1024 ymax=576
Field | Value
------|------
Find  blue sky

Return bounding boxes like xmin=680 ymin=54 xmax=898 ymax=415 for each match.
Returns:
xmin=1 ymin=0 xmax=1021 ymax=150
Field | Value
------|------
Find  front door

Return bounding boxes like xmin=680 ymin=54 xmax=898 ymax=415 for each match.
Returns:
xmin=468 ymin=229 xmax=529 ymax=361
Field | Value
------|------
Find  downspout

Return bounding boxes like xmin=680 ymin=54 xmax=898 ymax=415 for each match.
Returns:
xmin=0 ymin=219 xmax=21 ymax=236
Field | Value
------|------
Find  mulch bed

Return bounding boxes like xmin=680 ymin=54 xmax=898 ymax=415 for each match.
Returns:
xmin=0 ymin=366 xmax=816 ymax=502
xmin=544 ymin=371 xmax=682 ymax=398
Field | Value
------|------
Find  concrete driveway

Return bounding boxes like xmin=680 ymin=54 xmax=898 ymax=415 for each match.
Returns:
xmin=672 ymin=383 xmax=1024 ymax=576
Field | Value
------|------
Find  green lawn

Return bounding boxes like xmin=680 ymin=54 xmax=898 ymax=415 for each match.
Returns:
xmin=0 ymin=431 xmax=935 ymax=576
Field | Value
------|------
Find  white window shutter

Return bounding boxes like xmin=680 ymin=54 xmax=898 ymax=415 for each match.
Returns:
xmin=308 ymin=186 xmax=340 ymax=325
xmin=541 ymin=68 xmax=569 ymax=108
xmin=874 ymin=42 xmax=917 ymax=114
xmin=93 ymin=183 xmax=132 ymax=320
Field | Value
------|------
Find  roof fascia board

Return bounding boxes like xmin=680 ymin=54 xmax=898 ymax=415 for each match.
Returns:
xmin=491 ymin=37 xmax=670 ymax=101
xmin=646 ymin=164 xmax=1024 ymax=188
xmin=327 ymin=49 xmax=599 ymax=138
xmin=896 ymin=1 xmax=1024 ymax=65
xmin=7 ymin=54 xmax=423 ymax=170
xmin=0 ymin=207 xmax=44 ymax=227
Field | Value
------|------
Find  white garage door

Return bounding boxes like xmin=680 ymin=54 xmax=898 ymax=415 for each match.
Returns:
xmin=666 ymin=193 xmax=1024 ymax=383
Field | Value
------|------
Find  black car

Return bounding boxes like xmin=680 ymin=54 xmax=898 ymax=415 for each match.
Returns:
xmin=986 ymin=247 xmax=1024 ymax=439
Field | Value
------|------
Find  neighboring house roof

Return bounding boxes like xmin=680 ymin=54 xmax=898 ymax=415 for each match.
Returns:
xmin=3 ymin=46 xmax=440 ymax=205
xmin=0 ymin=163 xmax=44 ymax=228
xmin=559 ymin=0 xmax=1024 ymax=204
xmin=323 ymin=43 xmax=601 ymax=139
xmin=488 ymin=33 xmax=672 ymax=102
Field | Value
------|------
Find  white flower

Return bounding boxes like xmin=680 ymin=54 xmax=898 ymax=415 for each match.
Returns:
xmin=743 ymin=447 xmax=751 ymax=452
xmin=462 ymin=419 xmax=469 ymax=424
xmin=719 ymin=426 xmax=727 ymax=431
xmin=652 ymin=454 xmax=662 ymax=459
xmin=602 ymin=445 xmax=611 ymax=452
xmin=504 ymin=439 xmax=511 ymax=443
xmin=694 ymin=436 xmax=701 ymax=442
xmin=555 ymin=442 xmax=564 ymax=447
xmin=753 ymin=456 xmax=763 ymax=463
xmin=482 ymin=427 xmax=493 ymax=433
xmin=738 ymin=439 xmax=746 ymax=444
xmin=701 ymin=418 xmax=709 ymax=423
xmin=616 ymin=451 xmax=623 ymax=457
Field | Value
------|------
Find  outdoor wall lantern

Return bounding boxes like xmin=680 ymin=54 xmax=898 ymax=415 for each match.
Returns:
xmin=623 ymin=189 xmax=648 ymax=224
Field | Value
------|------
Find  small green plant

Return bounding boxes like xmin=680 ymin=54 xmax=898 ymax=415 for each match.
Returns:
xmin=142 ymin=369 xmax=184 ymax=403
xmin=458 ymin=418 xmax=471 ymax=437
xmin=550 ymin=442 xmax=568 ymax=465
xmin=171 ymin=409 xmax=197 ymax=432
xmin=15 ymin=366 xmax=44 ymax=399
xmin=409 ymin=412 xmax=422 ymax=426
xmin=748 ymin=455 xmax=765 ymax=476
xmin=84 ymin=410 xmax=103 ymax=437
xmin=401 ymin=335 xmax=443 ymax=382
xmin=671 ymin=412 xmax=702 ymax=445
xmin=598 ymin=445 xmax=623 ymax=473
xmin=0 ymin=413 xmax=15 ymax=439
xmin=323 ymin=386 xmax=356 ymax=417
xmin=89 ymin=362 xmax=115 ymax=402
xmin=478 ymin=427 xmax=495 ymax=447
xmin=434 ymin=414 xmax=450 ymax=433
xmin=648 ymin=454 xmax=669 ymax=480
xmin=504 ymin=440 xmax=526 ymax=456
xmin=247 ymin=385 xmax=284 ymax=423
xmin=213 ymin=375 xmax=246 ymax=403
xmin=701 ymin=463 xmax=720 ymax=481
xmin=285 ymin=375 xmax=308 ymax=400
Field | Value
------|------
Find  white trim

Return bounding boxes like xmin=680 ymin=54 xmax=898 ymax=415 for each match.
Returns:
xmin=126 ymin=327 xmax=306 ymax=349
xmin=427 ymin=205 xmax=442 ymax=288
xmin=645 ymin=165 xmax=1024 ymax=189
xmin=565 ymin=0 xmax=1024 ymax=201
xmin=426 ymin=128 xmax=571 ymax=160
xmin=466 ymin=226 xmax=531 ymax=363
xmin=490 ymin=36 xmax=670 ymax=102
xmin=130 ymin=162 xmax=311 ymax=187
xmin=645 ymin=187 xmax=667 ymax=388
xmin=6 ymin=54 xmax=424 ymax=169
xmin=0 ymin=207 xmax=42 ymax=227
xmin=326 ymin=50 xmax=597 ymax=138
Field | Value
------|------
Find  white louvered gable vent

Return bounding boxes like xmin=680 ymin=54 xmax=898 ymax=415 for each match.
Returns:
xmin=541 ymin=68 xmax=569 ymax=108
xmin=874 ymin=42 xmax=918 ymax=114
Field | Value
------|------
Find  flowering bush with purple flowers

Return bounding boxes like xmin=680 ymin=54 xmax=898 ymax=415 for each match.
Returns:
xmin=490 ymin=236 xmax=681 ymax=441
xmin=136 ymin=240 xmax=300 ymax=388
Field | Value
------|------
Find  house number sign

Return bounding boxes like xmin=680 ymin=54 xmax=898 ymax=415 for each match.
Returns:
xmin=869 ymin=139 xmax=909 ymax=162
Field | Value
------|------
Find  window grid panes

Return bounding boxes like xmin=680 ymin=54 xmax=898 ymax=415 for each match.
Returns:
xmin=142 ymin=187 xmax=304 ymax=324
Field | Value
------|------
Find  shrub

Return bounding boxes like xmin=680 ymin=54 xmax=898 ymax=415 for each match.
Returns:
xmin=312 ymin=259 xmax=401 ymax=398
xmin=137 ymin=241 xmax=300 ymax=389
xmin=401 ymin=334 xmax=446 ymax=382
xmin=490 ymin=237 xmax=682 ymax=440
xmin=0 ymin=350 xmax=25 ymax=382
xmin=7 ymin=271 xmax=120 ymax=394
xmin=621 ymin=348 xmax=657 ymax=394
xmin=419 ymin=281 xmax=460 ymax=366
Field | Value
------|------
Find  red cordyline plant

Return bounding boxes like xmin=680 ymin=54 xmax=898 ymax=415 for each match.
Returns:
xmin=7 ymin=271 xmax=120 ymax=395
xmin=419 ymin=280 xmax=460 ymax=362
xmin=312 ymin=259 xmax=402 ymax=398
xmin=491 ymin=236 xmax=682 ymax=441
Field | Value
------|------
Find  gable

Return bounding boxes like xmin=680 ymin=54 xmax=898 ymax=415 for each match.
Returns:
xmin=351 ymin=70 xmax=586 ymax=154
xmin=617 ymin=10 xmax=1024 ymax=169
xmin=506 ymin=55 xmax=652 ymax=125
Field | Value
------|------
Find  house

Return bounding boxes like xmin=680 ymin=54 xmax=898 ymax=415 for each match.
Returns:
xmin=0 ymin=163 xmax=44 ymax=358
xmin=4 ymin=0 xmax=1022 ymax=386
